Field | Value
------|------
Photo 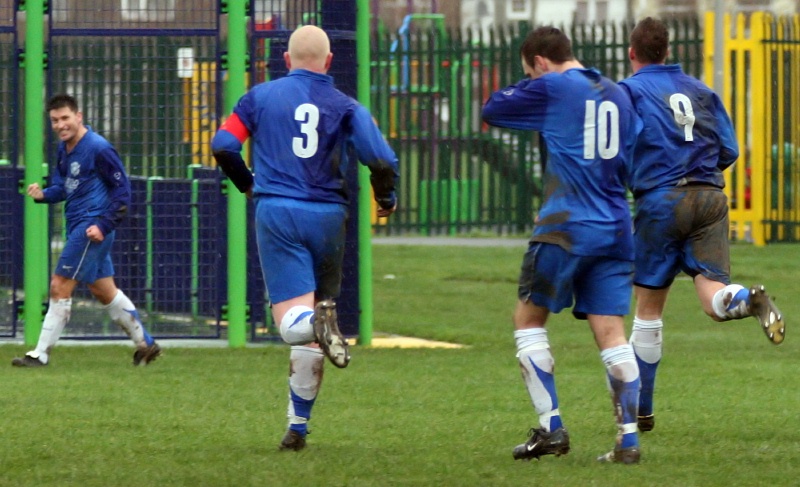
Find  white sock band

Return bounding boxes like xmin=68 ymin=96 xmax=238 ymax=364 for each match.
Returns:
xmin=514 ymin=327 xmax=550 ymax=355
xmin=630 ymin=317 xmax=663 ymax=364
xmin=632 ymin=316 xmax=663 ymax=332
xmin=712 ymin=284 xmax=747 ymax=320
xmin=601 ymin=344 xmax=639 ymax=382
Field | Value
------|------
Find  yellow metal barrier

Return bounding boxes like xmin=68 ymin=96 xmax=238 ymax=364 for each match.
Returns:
xmin=706 ymin=12 xmax=800 ymax=245
xmin=765 ymin=15 xmax=800 ymax=243
xmin=183 ymin=61 xmax=218 ymax=167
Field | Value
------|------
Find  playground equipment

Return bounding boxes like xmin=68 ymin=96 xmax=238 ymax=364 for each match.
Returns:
xmin=372 ymin=14 xmax=540 ymax=235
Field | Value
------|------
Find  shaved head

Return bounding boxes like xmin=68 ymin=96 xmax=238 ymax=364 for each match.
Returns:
xmin=286 ymin=25 xmax=332 ymax=73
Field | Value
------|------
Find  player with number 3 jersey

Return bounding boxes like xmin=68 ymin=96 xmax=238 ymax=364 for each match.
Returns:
xmin=211 ymin=25 xmax=399 ymax=452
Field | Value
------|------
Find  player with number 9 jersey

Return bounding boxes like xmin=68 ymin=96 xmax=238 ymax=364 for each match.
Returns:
xmin=618 ymin=56 xmax=738 ymax=196
xmin=615 ymin=20 xmax=785 ymax=446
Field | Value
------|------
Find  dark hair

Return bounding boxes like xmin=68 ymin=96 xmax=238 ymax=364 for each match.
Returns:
xmin=630 ymin=17 xmax=669 ymax=64
xmin=520 ymin=26 xmax=574 ymax=67
xmin=47 ymin=93 xmax=79 ymax=112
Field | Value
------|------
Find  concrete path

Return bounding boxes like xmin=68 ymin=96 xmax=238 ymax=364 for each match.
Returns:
xmin=0 ymin=335 xmax=465 ymax=350
xmin=372 ymin=236 xmax=529 ymax=247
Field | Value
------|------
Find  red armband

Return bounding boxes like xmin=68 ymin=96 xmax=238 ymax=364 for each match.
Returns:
xmin=219 ymin=113 xmax=250 ymax=143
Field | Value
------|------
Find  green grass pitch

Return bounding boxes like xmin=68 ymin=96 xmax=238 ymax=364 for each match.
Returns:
xmin=1 ymin=241 xmax=798 ymax=486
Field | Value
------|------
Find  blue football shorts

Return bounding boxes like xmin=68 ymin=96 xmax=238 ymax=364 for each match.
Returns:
xmin=517 ymin=242 xmax=633 ymax=319
xmin=56 ymin=220 xmax=115 ymax=284
xmin=633 ymin=186 xmax=730 ymax=289
xmin=255 ymin=197 xmax=347 ymax=304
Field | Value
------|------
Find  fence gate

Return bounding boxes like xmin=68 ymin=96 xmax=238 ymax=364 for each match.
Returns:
xmin=706 ymin=12 xmax=800 ymax=246
xmin=0 ymin=0 xmax=21 ymax=337
xmin=45 ymin=1 xmax=227 ymax=339
xmin=370 ymin=17 xmax=705 ymax=236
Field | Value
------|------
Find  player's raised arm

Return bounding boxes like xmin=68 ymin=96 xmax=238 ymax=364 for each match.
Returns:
xmin=481 ymin=79 xmax=548 ymax=131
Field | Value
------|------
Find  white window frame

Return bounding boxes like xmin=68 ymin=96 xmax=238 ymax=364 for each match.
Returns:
xmin=506 ymin=0 xmax=532 ymax=20
xmin=573 ymin=0 xmax=609 ymax=23
xmin=51 ymin=0 xmax=70 ymax=22
xmin=120 ymin=0 xmax=176 ymax=22
xmin=574 ymin=1 xmax=588 ymax=23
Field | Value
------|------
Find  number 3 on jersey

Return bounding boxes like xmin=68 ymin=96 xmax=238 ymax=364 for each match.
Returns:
xmin=293 ymin=103 xmax=320 ymax=158
xmin=583 ymin=100 xmax=620 ymax=160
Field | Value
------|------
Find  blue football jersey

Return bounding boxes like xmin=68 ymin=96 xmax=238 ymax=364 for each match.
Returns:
xmin=482 ymin=68 xmax=640 ymax=260
xmin=42 ymin=127 xmax=131 ymax=236
xmin=618 ymin=64 xmax=739 ymax=195
xmin=231 ymin=69 xmax=398 ymax=205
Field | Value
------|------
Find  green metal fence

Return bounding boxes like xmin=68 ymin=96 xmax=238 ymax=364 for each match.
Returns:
xmin=49 ymin=36 xmax=219 ymax=179
xmin=370 ymin=17 xmax=704 ymax=235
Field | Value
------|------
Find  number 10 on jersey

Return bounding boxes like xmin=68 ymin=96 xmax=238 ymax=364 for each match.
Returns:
xmin=584 ymin=100 xmax=620 ymax=160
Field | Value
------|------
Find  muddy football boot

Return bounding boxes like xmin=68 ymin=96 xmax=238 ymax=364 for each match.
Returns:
xmin=597 ymin=446 xmax=641 ymax=464
xmin=313 ymin=300 xmax=350 ymax=368
xmin=133 ymin=342 xmax=162 ymax=366
xmin=279 ymin=429 xmax=307 ymax=451
xmin=11 ymin=354 xmax=47 ymax=367
xmin=749 ymin=285 xmax=785 ymax=345
xmin=512 ymin=427 xmax=570 ymax=461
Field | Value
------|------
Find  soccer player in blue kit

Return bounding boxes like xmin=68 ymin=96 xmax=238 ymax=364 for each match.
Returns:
xmin=211 ymin=25 xmax=398 ymax=451
xmin=619 ymin=17 xmax=785 ymax=433
xmin=12 ymin=94 xmax=161 ymax=367
xmin=482 ymin=27 xmax=643 ymax=464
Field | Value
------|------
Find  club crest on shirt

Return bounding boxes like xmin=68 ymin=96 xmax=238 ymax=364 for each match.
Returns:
xmin=65 ymin=177 xmax=79 ymax=193
xmin=64 ymin=161 xmax=81 ymax=194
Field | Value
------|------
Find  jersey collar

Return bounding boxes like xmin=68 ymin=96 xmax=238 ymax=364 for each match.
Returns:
xmin=288 ymin=69 xmax=334 ymax=84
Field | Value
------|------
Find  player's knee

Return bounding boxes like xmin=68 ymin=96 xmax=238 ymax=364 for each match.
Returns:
xmin=49 ymin=276 xmax=74 ymax=300
xmin=280 ymin=306 xmax=315 ymax=345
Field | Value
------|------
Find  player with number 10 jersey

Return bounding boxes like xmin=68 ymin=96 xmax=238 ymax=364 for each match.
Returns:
xmin=482 ymin=26 xmax=644 ymax=464
xmin=482 ymin=67 xmax=641 ymax=262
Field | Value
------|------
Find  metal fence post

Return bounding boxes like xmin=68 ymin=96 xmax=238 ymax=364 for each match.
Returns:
xmin=23 ymin=0 xmax=47 ymax=347
xmin=224 ymin=0 xmax=248 ymax=347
